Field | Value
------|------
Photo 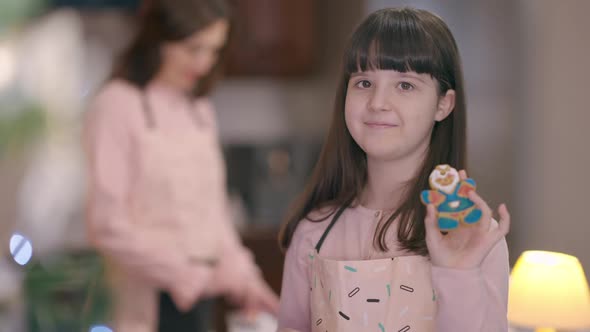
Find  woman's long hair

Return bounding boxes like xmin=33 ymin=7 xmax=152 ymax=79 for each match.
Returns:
xmin=111 ymin=0 xmax=231 ymax=97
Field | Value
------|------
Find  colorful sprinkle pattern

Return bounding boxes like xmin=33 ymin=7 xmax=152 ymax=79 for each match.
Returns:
xmin=310 ymin=252 xmax=437 ymax=331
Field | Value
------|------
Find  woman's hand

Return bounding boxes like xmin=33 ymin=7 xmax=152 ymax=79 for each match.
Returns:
xmin=231 ymin=275 xmax=280 ymax=317
xmin=424 ymin=170 xmax=510 ymax=269
xmin=168 ymin=264 xmax=213 ymax=312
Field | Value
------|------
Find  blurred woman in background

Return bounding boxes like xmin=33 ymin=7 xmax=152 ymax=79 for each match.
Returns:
xmin=83 ymin=1 xmax=278 ymax=331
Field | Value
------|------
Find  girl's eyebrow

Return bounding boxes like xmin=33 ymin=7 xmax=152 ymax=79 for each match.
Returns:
xmin=398 ymin=72 xmax=428 ymax=84
xmin=350 ymin=71 xmax=430 ymax=84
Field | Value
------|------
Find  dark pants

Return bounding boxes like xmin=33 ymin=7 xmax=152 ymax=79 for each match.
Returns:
xmin=157 ymin=292 xmax=215 ymax=332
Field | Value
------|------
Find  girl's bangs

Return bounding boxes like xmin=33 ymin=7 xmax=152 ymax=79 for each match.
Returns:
xmin=345 ymin=10 xmax=444 ymax=81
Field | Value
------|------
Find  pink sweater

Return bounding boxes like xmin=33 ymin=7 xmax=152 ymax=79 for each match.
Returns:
xmin=84 ymin=80 xmax=260 ymax=296
xmin=278 ymin=205 xmax=509 ymax=332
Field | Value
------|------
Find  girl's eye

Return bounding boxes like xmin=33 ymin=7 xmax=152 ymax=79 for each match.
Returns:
xmin=355 ymin=80 xmax=372 ymax=88
xmin=398 ymin=82 xmax=414 ymax=91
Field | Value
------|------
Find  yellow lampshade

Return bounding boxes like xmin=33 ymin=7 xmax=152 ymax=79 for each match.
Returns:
xmin=508 ymin=250 xmax=590 ymax=330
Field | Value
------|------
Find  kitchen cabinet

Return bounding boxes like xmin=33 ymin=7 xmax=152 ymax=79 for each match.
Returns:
xmin=225 ymin=0 xmax=316 ymax=76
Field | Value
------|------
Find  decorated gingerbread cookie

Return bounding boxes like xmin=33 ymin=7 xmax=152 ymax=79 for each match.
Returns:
xmin=420 ymin=164 xmax=482 ymax=230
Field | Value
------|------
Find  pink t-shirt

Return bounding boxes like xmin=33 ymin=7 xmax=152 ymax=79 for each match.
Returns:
xmin=278 ymin=204 xmax=509 ymax=332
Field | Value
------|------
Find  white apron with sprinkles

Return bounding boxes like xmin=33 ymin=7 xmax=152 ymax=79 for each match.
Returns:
xmin=310 ymin=206 xmax=437 ymax=332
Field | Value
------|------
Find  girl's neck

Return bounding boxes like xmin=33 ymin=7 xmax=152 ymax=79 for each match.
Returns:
xmin=360 ymin=148 xmax=427 ymax=211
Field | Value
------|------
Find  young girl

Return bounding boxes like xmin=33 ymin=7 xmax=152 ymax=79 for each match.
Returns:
xmin=84 ymin=1 xmax=278 ymax=331
xmin=277 ymin=7 xmax=510 ymax=332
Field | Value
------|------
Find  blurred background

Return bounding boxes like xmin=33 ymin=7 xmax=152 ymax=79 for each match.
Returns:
xmin=1 ymin=0 xmax=589 ymax=331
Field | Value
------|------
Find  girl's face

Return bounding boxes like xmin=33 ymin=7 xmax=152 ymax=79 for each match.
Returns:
xmin=156 ymin=19 xmax=229 ymax=92
xmin=344 ymin=69 xmax=455 ymax=162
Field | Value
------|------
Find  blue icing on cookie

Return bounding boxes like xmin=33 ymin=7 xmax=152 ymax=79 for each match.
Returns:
xmin=420 ymin=165 xmax=482 ymax=230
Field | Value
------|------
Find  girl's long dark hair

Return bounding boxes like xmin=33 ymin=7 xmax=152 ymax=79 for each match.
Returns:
xmin=279 ymin=8 xmax=467 ymax=256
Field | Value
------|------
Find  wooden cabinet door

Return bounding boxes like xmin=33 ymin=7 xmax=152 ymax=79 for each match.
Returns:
xmin=224 ymin=0 xmax=316 ymax=76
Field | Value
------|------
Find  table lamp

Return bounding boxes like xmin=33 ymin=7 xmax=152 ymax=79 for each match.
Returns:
xmin=508 ymin=250 xmax=590 ymax=332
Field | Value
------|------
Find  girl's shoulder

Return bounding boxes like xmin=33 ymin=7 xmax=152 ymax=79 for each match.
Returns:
xmin=299 ymin=205 xmax=338 ymax=230
xmin=289 ymin=205 xmax=340 ymax=250
xmin=293 ymin=203 xmax=374 ymax=239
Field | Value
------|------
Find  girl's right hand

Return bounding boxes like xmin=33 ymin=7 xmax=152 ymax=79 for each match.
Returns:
xmin=424 ymin=170 xmax=510 ymax=270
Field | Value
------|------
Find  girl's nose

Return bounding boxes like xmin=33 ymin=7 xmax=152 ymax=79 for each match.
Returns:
xmin=368 ymin=88 xmax=392 ymax=112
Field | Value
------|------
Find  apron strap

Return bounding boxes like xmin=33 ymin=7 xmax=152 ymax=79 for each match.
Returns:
xmin=314 ymin=205 xmax=348 ymax=253
xmin=141 ymin=93 xmax=156 ymax=129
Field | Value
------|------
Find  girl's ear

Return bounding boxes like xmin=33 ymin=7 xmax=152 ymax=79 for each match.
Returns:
xmin=435 ymin=89 xmax=456 ymax=122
